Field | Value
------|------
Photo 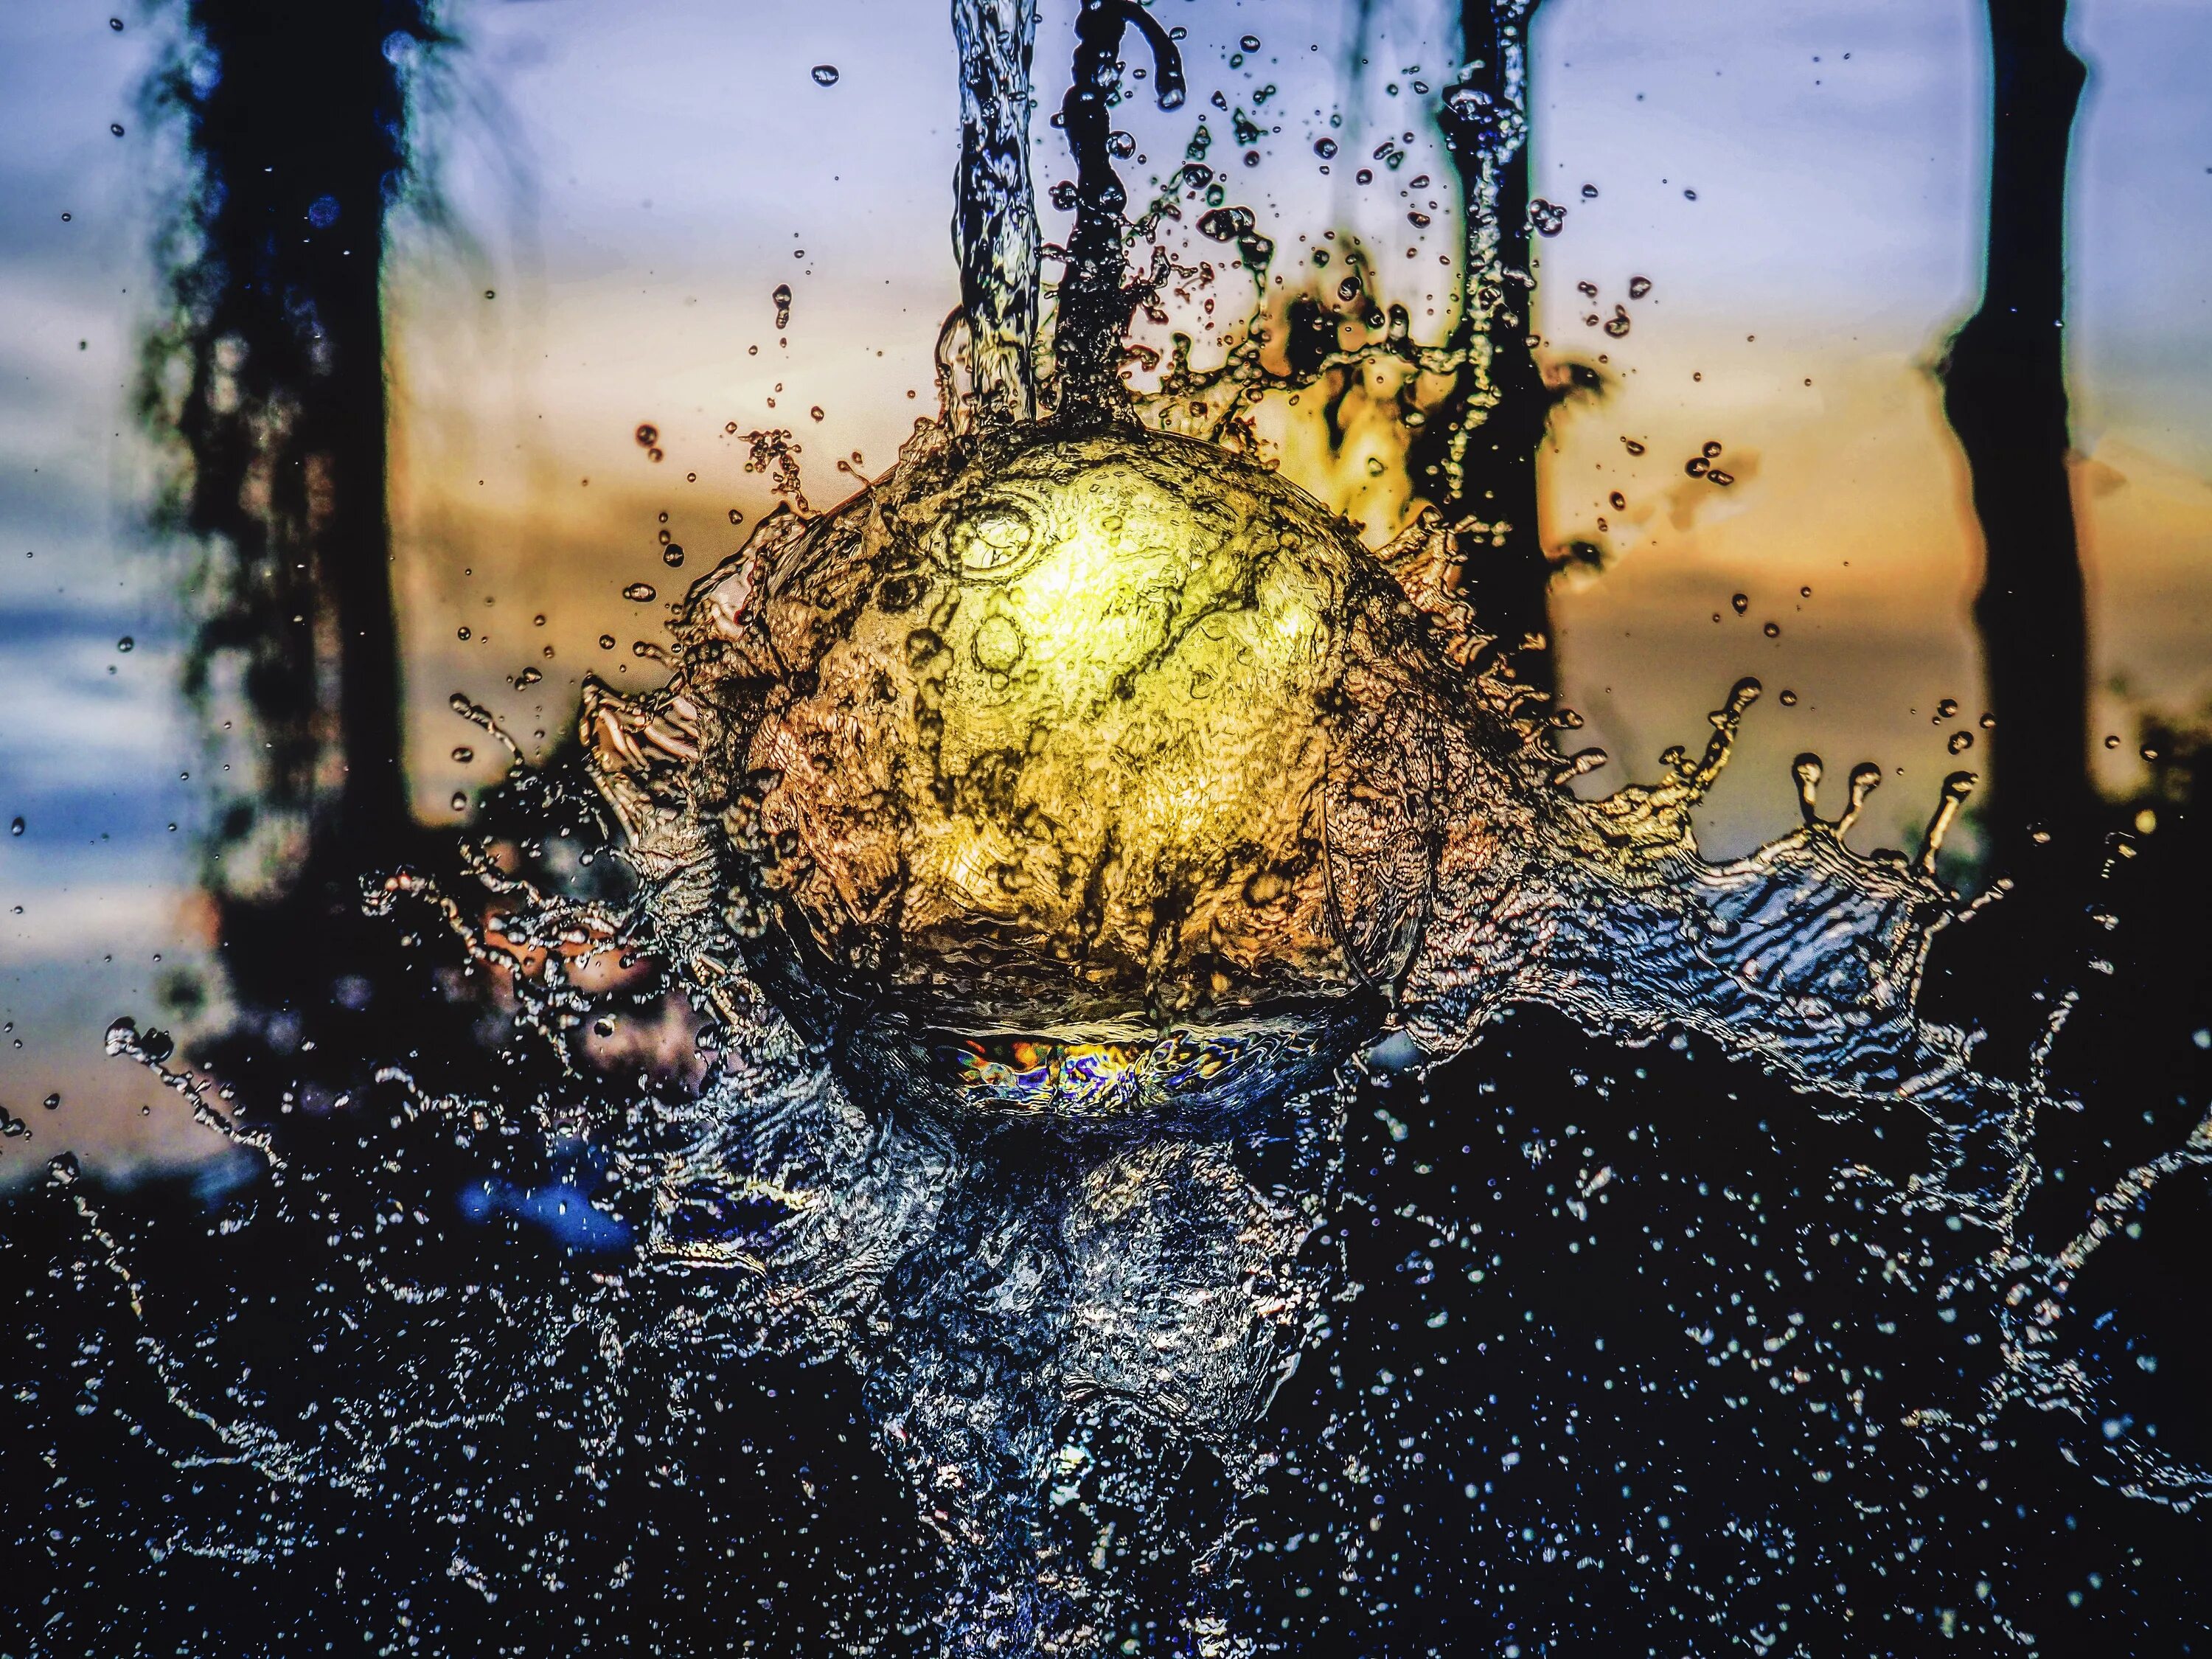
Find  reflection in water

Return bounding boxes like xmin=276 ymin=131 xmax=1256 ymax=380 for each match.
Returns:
xmin=7 ymin=4 xmax=2211 ymax=1656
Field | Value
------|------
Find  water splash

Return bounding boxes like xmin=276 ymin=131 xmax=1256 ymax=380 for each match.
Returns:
xmin=18 ymin=6 xmax=2212 ymax=1655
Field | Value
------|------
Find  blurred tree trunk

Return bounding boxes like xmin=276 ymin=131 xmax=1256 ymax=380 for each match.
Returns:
xmin=1418 ymin=0 xmax=1553 ymax=691
xmin=1940 ymin=0 xmax=2092 ymax=855
xmin=142 ymin=0 xmax=439 ymax=900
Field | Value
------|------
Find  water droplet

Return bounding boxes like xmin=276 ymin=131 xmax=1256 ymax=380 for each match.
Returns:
xmin=811 ymin=63 xmax=840 ymax=86
xmin=1686 ymin=457 xmax=1710 ymax=477
xmin=43 ymin=1093 xmax=60 ymax=1110
xmin=456 ymin=625 xmax=472 ymax=641
xmin=1628 ymin=275 xmax=1652 ymax=299
xmin=1240 ymin=34 xmax=1261 ymax=51
xmin=108 ymin=16 xmax=122 ymax=29
xmin=452 ymin=746 xmax=474 ymax=763
xmin=451 ymin=791 xmax=468 ymax=812
xmin=1778 ymin=689 xmax=1799 ymax=706
xmin=1936 ymin=698 xmax=1959 ymax=719
xmin=1580 ymin=182 xmax=1599 ymax=199
xmin=116 ymin=635 xmax=133 ymax=653
xmin=533 ymin=613 xmax=546 ymax=627
xmin=515 ymin=667 xmax=543 ymax=688
xmin=1314 ymin=137 xmax=1338 ymax=159
xmin=1608 ymin=492 xmax=1626 ymax=510
xmin=1731 ymin=594 xmax=1749 ymax=615
xmin=1948 ymin=731 xmax=1974 ymax=754
xmin=1702 ymin=441 xmax=1723 ymax=459
xmin=599 ymin=634 xmax=616 ymax=650
xmin=772 ymin=282 xmax=793 ymax=328
xmin=484 ymin=288 xmax=496 ymax=300
xmin=110 ymin=122 xmax=125 ymax=137
xmin=1604 ymin=305 xmax=1630 ymax=338
xmin=1763 ymin=622 xmax=1781 ymax=638
xmin=2104 ymin=734 xmax=2121 ymax=749
xmin=728 ymin=507 xmax=745 ymax=525
xmin=622 ymin=582 xmax=658 ymax=602
xmin=636 ymin=422 xmax=659 ymax=448
xmin=1707 ymin=470 xmax=1734 ymax=487
xmin=647 ymin=447 xmax=664 ymax=463
xmin=1622 ymin=437 xmax=1646 ymax=456
xmin=1800 ymin=585 xmax=1813 ymax=599
xmin=1529 ymin=199 xmax=1567 ymax=237
xmin=1683 ymin=187 xmax=1698 ymax=201
xmin=663 ymin=543 xmax=685 ymax=568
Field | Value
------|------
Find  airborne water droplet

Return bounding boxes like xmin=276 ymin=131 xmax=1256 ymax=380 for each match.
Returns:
xmin=624 ymin=582 xmax=658 ymax=602
xmin=663 ymin=544 xmax=686 ymax=567
xmin=450 ymin=791 xmax=467 ymax=812
xmin=452 ymin=746 xmax=474 ymax=763
xmin=1763 ymin=622 xmax=1781 ymax=638
xmin=1949 ymin=731 xmax=1974 ymax=754
xmin=116 ymin=636 xmax=134 ymax=653
xmin=812 ymin=64 xmax=840 ymax=86
xmin=9 ymin=818 xmax=22 ymax=836
xmin=1731 ymin=594 xmax=1749 ymax=615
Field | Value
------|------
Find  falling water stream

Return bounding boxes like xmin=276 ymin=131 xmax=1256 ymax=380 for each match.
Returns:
xmin=7 ymin=4 xmax=2211 ymax=1656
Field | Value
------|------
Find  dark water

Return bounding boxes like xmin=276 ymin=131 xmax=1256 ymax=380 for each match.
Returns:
xmin=7 ymin=3 xmax=2212 ymax=1655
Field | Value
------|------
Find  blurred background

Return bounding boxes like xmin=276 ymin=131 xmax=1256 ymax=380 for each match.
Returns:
xmin=4 ymin=0 xmax=2208 ymax=1183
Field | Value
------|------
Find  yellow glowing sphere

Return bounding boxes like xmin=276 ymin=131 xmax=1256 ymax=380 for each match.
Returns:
xmin=666 ymin=425 xmax=1455 ymax=1043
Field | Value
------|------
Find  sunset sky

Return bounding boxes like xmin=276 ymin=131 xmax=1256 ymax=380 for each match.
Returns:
xmin=4 ymin=0 xmax=2210 ymax=1180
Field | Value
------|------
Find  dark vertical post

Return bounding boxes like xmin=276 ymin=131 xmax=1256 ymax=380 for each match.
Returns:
xmin=143 ymin=0 xmax=435 ymax=891
xmin=1423 ymin=0 xmax=1553 ymax=689
xmin=1940 ymin=0 xmax=2093 ymax=852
